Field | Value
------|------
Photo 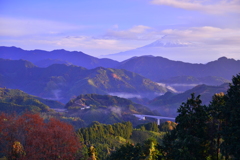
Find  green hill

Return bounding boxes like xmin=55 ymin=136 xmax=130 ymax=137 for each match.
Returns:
xmin=0 ymin=88 xmax=64 ymax=113
xmin=65 ymin=94 xmax=156 ymax=125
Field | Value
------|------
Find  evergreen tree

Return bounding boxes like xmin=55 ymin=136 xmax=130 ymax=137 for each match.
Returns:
xmin=220 ymin=74 xmax=240 ymax=159
xmin=107 ymin=143 xmax=143 ymax=160
xmin=161 ymin=93 xmax=211 ymax=159
xmin=208 ymin=92 xmax=226 ymax=160
xmin=159 ymin=129 xmax=178 ymax=159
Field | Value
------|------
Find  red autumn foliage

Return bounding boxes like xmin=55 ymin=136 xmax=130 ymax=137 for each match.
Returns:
xmin=0 ymin=112 xmax=82 ymax=160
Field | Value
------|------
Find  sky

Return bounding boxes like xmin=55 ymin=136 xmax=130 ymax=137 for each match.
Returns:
xmin=0 ymin=0 xmax=240 ymax=62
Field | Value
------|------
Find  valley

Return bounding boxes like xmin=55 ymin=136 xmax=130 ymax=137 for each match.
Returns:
xmin=0 ymin=47 xmax=239 ymax=160
xmin=1 ymin=1 xmax=240 ymax=159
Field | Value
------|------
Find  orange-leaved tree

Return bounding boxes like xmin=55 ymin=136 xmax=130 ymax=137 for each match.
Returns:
xmin=0 ymin=112 xmax=82 ymax=160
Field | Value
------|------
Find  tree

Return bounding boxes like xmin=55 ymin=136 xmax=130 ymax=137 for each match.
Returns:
xmin=208 ymin=92 xmax=226 ymax=160
xmin=108 ymin=139 xmax=161 ymax=160
xmin=161 ymin=94 xmax=211 ymax=159
xmin=220 ymin=74 xmax=240 ymax=159
xmin=159 ymin=129 xmax=177 ymax=159
xmin=107 ymin=143 xmax=144 ymax=160
xmin=0 ymin=112 xmax=82 ymax=160
xmin=88 ymin=146 xmax=98 ymax=160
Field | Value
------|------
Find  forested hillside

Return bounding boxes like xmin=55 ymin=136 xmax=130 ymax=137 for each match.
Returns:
xmin=0 ymin=59 xmax=169 ymax=103
xmin=0 ymin=88 xmax=53 ymax=113
xmin=65 ymin=94 xmax=155 ymax=125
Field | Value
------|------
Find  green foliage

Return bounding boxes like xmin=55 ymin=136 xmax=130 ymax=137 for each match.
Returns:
xmin=0 ymin=88 xmax=51 ymax=113
xmin=159 ymin=73 xmax=240 ymax=160
xmin=107 ymin=143 xmax=144 ymax=160
xmin=77 ymin=121 xmax=133 ymax=160
xmin=160 ymin=121 xmax=177 ymax=132
xmin=66 ymin=94 xmax=151 ymax=113
xmin=131 ymin=130 xmax=164 ymax=145
xmin=161 ymin=94 xmax=212 ymax=159
xmin=208 ymin=92 xmax=226 ymax=160
xmin=65 ymin=93 xmax=154 ymax=126
xmin=108 ymin=139 xmax=162 ymax=160
xmin=60 ymin=116 xmax=86 ymax=129
xmin=220 ymin=74 xmax=240 ymax=159
xmin=137 ymin=122 xmax=159 ymax=132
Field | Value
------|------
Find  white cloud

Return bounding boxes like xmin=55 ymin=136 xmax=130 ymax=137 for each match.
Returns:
xmin=101 ymin=25 xmax=159 ymax=40
xmin=0 ymin=35 xmax=135 ymax=56
xmin=159 ymin=26 xmax=240 ymax=46
xmin=151 ymin=0 xmax=240 ymax=14
xmin=55 ymin=36 xmax=122 ymax=50
xmin=129 ymin=25 xmax=151 ymax=33
xmin=0 ymin=17 xmax=83 ymax=37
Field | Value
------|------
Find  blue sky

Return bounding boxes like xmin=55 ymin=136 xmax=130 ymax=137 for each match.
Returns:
xmin=0 ymin=0 xmax=240 ymax=62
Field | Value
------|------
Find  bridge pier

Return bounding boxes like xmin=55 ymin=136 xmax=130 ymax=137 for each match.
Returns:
xmin=132 ymin=114 xmax=175 ymax=126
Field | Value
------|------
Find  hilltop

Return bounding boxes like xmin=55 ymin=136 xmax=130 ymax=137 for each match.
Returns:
xmin=0 ymin=88 xmax=64 ymax=113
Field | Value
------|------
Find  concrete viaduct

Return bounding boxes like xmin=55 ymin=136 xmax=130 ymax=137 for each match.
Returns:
xmin=133 ymin=114 xmax=176 ymax=125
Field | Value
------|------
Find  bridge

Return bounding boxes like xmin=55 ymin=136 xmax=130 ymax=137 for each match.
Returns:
xmin=133 ymin=114 xmax=176 ymax=125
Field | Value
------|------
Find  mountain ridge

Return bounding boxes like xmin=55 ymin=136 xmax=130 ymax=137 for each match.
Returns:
xmin=0 ymin=58 xmax=170 ymax=103
xmin=0 ymin=46 xmax=119 ymax=69
xmin=117 ymin=56 xmax=240 ymax=81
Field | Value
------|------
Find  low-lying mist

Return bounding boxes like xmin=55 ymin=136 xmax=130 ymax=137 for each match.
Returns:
xmin=108 ymin=92 xmax=142 ymax=99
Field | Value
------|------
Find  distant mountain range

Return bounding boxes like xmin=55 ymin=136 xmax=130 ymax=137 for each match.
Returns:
xmin=158 ymin=75 xmax=230 ymax=92
xmin=102 ymin=37 xmax=215 ymax=62
xmin=149 ymin=83 xmax=229 ymax=117
xmin=0 ymin=46 xmax=119 ymax=69
xmin=1 ymin=46 xmax=239 ymax=85
xmin=159 ymin=75 xmax=230 ymax=85
xmin=0 ymin=59 xmax=170 ymax=103
xmin=117 ymin=56 xmax=240 ymax=81
xmin=103 ymin=36 xmax=240 ymax=63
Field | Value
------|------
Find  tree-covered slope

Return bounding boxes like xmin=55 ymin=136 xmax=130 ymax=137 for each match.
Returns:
xmin=0 ymin=59 xmax=170 ymax=103
xmin=65 ymin=94 xmax=156 ymax=125
xmin=0 ymin=88 xmax=52 ymax=113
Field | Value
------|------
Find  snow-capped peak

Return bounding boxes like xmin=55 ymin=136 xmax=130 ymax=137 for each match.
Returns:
xmin=142 ymin=36 xmax=191 ymax=48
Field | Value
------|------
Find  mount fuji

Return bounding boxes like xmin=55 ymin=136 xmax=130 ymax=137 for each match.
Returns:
xmin=102 ymin=37 xmax=222 ymax=63
xmin=141 ymin=37 xmax=191 ymax=48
